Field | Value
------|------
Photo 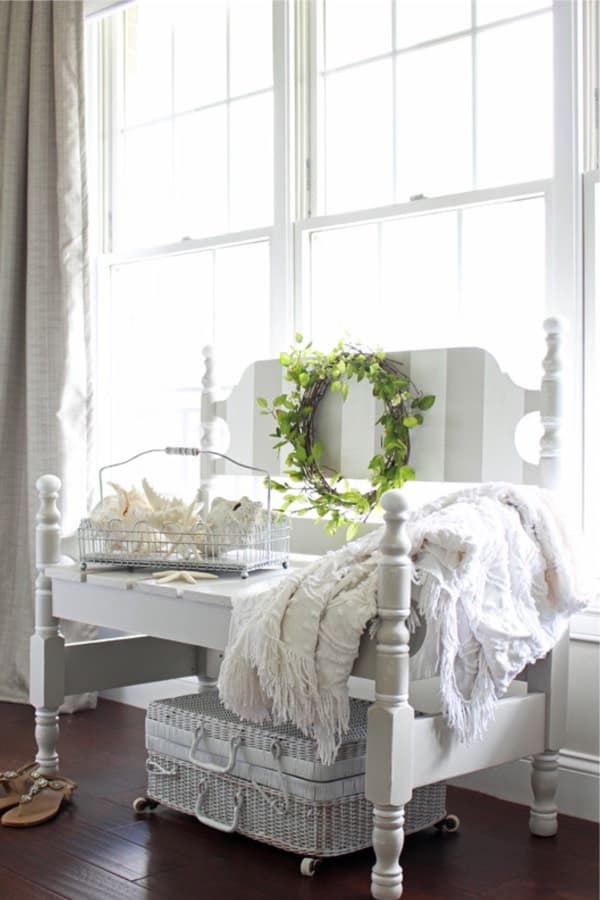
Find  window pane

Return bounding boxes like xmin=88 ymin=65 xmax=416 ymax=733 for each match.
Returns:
xmin=476 ymin=0 xmax=551 ymax=26
xmin=124 ymin=5 xmax=172 ymax=127
xmin=213 ymin=242 xmax=271 ymax=384
xmin=461 ymin=197 xmax=546 ymax=386
xmin=119 ymin=123 xmax=173 ymax=248
xmin=476 ymin=15 xmax=553 ymax=187
xmin=322 ymin=60 xmax=393 ymax=213
xmin=174 ymin=108 xmax=228 ymax=239
xmin=229 ymin=93 xmax=274 ymax=231
xmin=103 ymin=253 xmax=213 ymax=467
xmin=310 ymin=225 xmax=380 ymax=347
xmin=395 ymin=0 xmax=471 ymax=48
xmin=321 ymin=0 xmax=391 ymax=70
xmin=229 ymin=0 xmax=273 ymax=96
xmin=173 ymin=1 xmax=227 ymax=111
xmin=381 ymin=212 xmax=459 ymax=347
xmin=396 ymin=38 xmax=472 ymax=200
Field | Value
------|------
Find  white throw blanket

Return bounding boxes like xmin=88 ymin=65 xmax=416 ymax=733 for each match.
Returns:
xmin=218 ymin=483 xmax=588 ymax=764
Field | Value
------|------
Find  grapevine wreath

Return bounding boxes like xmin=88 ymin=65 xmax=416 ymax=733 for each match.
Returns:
xmin=258 ymin=337 xmax=435 ymax=538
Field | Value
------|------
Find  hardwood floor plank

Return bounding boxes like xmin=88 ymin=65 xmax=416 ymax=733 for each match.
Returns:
xmin=0 ymin=832 xmax=153 ymax=900
xmin=0 ymin=867 xmax=64 ymax=900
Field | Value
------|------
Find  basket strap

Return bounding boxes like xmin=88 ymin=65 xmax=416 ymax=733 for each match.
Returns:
xmin=250 ymin=740 xmax=289 ymax=815
xmin=189 ymin=726 xmax=243 ymax=775
xmin=146 ymin=758 xmax=178 ymax=776
xmin=195 ymin=782 xmax=243 ymax=833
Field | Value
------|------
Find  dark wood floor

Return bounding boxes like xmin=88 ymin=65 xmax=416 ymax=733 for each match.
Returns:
xmin=0 ymin=700 xmax=597 ymax=900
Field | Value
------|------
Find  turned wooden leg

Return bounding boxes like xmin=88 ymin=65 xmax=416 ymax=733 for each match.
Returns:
xmin=34 ymin=708 xmax=60 ymax=775
xmin=529 ymin=750 xmax=559 ymax=836
xmin=371 ymin=805 xmax=405 ymax=899
xmin=196 ymin=648 xmax=221 ymax=693
xmin=30 ymin=475 xmax=64 ymax=776
xmin=367 ymin=492 xmax=414 ymax=900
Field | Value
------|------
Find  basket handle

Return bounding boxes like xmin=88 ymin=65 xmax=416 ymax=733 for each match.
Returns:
xmin=195 ymin=783 xmax=243 ymax=834
xmin=189 ymin=727 xmax=243 ymax=774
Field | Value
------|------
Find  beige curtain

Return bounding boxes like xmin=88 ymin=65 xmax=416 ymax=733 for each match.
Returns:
xmin=0 ymin=0 xmax=94 ymax=706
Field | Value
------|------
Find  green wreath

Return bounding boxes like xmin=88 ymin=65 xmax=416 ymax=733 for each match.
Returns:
xmin=257 ymin=336 xmax=435 ymax=538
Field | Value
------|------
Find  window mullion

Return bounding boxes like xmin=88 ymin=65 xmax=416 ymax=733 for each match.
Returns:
xmin=295 ymin=0 xmax=317 ymax=219
xmin=271 ymin=0 xmax=294 ymax=352
xmin=471 ymin=0 xmax=478 ymax=188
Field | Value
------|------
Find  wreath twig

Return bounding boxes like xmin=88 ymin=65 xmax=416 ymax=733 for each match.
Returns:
xmin=258 ymin=336 xmax=435 ymax=539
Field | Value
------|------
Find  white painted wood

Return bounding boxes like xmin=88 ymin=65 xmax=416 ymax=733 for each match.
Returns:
xmin=199 ymin=345 xmax=218 ymax=512
xmin=366 ymin=490 xmax=414 ymax=900
xmin=223 ymin=347 xmax=540 ymax=488
xmin=63 ymin=636 xmax=200 ymax=695
xmin=411 ymin=694 xmax=546 ymax=788
xmin=30 ymin=475 xmax=65 ymax=776
xmin=539 ymin=316 xmax=567 ymax=491
xmin=529 ymin=751 xmax=560 ymax=836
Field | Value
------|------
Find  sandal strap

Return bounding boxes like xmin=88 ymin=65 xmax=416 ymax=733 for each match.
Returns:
xmin=19 ymin=776 xmax=70 ymax=803
xmin=0 ymin=762 xmax=39 ymax=785
xmin=19 ymin=773 xmax=77 ymax=803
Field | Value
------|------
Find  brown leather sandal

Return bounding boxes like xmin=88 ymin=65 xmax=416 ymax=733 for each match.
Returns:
xmin=1 ymin=774 xmax=77 ymax=827
xmin=0 ymin=763 xmax=40 ymax=813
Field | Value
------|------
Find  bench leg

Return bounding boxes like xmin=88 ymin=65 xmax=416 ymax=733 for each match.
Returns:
xmin=529 ymin=750 xmax=559 ymax=836
xmin=371 ymin=805 xmax=405 ymax=899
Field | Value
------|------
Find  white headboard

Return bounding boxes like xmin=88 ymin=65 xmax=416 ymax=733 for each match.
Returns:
xmin=200 ymin=318 xmax=565 ymax=497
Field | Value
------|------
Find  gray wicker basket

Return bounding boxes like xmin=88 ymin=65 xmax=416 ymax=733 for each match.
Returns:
xmin=144 ymin=691 xmax=447 ymax=858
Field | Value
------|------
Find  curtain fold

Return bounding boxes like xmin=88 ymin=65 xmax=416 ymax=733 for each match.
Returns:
xmin=0 ymin=0 xmax=95 ymax=707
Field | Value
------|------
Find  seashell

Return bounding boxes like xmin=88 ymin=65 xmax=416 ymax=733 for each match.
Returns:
xmin=141 ymin=478 xmax=204 ymax=533
xmin=90 ymin=483 xmax=151 ymax=530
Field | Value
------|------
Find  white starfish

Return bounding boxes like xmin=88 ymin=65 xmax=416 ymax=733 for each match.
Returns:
xmin=148 ymin=570 xmax=218 ymax=584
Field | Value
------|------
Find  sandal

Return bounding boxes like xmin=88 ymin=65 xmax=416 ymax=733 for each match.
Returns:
xmin=0 ymin=763 xmax=40 ymax=813
xmin=1 ymin=774 xmax=77 ymax=827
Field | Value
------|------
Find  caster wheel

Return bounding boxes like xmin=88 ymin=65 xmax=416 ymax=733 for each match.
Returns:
xmin=435 ymin=813 xmax=460 ymax=833
xmin=300 ymin=857 xmax=320 ymax=877
xmin=133 ymin=796 xmax=159 ymax=812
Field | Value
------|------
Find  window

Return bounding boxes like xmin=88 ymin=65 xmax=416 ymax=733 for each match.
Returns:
xmin=87 ymin=0 xmax=283 ymax=472
xmin=87 ymin=0 xmax=584 ymax=531
xmin=299 ymin=0 xmax=553 ymax=386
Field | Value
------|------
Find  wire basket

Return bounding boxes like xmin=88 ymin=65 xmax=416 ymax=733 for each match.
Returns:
xmin=78 ymin=447 xmax=290 ymax=578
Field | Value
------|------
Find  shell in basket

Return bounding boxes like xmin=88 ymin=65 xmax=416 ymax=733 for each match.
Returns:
xmin=201 ymin=497 xmax=273 ymax=557
xmin=90 ymin=480 xmax=204 ymax=533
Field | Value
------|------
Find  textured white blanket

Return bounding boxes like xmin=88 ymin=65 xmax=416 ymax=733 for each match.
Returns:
xmin=218 ymin=484 xmax=588 ymax=764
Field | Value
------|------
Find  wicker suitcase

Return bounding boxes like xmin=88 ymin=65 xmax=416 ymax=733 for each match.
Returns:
xmin=143 ymin=691 xmax=447 ymax=859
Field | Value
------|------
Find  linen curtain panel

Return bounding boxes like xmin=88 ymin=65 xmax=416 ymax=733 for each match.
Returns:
xmin=0 ymin=0 xmax=95 ymax=707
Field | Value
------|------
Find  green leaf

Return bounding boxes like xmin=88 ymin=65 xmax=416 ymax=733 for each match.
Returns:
xmin=416 ymin=394 xmax=436 ymax=410
xmin=256 ymin=397 xmax=269 ymax=408
xmin=312 ymin=439 xmax=324 ymax=459
xmin=403 ymin=416 xmax=419 ymax=428
xmin=399 ymin=465 xmax=415 ymax=481
xmin=331 ymin=380 xmax=341 ymax=393
xmin=279 ymin=352 xmax=291 ymax=366
xmin=341 ymin=382 xmax=349 ymax=401
xmin=295 ymin=444 xmax=307 ymax=462
xmin=295 ymin=332 xmax=303 ymax=343
xmin=346 ymin=522 xmax=359 ymax=542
